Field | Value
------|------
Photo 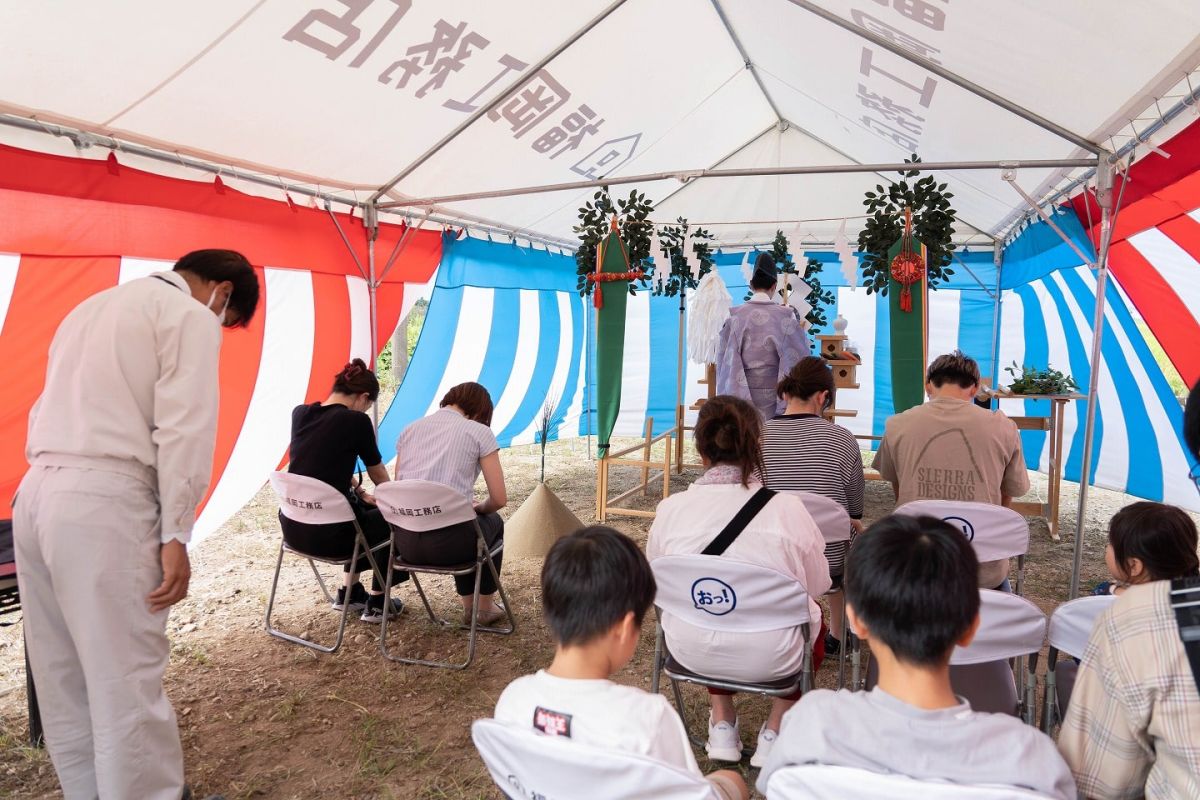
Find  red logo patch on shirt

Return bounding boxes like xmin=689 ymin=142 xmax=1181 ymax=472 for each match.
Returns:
xmin=533 ymin=706 xmax=572 ymax=738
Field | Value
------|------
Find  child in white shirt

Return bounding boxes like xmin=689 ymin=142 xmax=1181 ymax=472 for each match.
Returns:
xmin=758 ymin=514 xmax=1076 ymax=799
xmin=493 ymin=526 xmax=747 ymax=800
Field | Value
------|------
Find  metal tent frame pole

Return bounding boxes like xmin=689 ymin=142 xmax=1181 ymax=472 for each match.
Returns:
xmin=1069 ymin=157 xmax=1116 ymax=598
xmin=989 ymin=241 xmax=1003 ymax=392
xmin=365 ymin=203 xmax=381 ymax=428
xmin=377 ymin=158 xmax=1099 ymax=211
xmin=369 ymin=0 xmax=631 ymax=204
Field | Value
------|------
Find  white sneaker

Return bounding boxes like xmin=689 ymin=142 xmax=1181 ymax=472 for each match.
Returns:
xmin=750 ymin=724 xmax=778 ymax=768
xmin=705 ymin=714 xmax=743 ymax=762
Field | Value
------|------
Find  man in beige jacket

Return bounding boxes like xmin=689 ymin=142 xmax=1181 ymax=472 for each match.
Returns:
xmin=15 ymin=250 xmax=259 ymax=800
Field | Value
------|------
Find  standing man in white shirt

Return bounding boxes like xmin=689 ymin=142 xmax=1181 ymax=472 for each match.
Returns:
xmin=14 ymin=249 xmax=260 ymax=800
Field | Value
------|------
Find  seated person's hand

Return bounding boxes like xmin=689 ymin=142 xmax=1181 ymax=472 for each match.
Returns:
xmin=359 ymin=491 xmax=377 ymax=506
xmin=850 ymin=519 xmax=865 ymax=534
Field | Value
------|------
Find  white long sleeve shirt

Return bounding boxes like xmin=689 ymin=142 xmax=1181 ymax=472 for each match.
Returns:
xmin=26 ymin=271 xmax=222 ymax=544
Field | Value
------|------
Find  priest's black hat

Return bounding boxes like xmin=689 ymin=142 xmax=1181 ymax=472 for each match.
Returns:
xmin=751 ymin=252 xmax=778 ymax=286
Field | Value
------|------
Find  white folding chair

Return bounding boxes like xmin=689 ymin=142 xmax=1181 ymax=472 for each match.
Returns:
xmin=781 ymin=490 xmax=858 ymax=689
xmin=765 ymin=764 xmax=1059 ymax=799
xmin=1039 ymin=595 xmax=1115 ymax=732
xmin=950 ymin=589 xmax=1047 ymax=724
xmin=651 ymin=554 xmax=814 ymax=750
xmin=893 ymin=500 xmax=1031 ymax=594
xmin=472 ymin=718 xmax=720 ymax=800
xmin=374 ymin=480 xmax=515 ymax=670
xmin=265 ymin=471 xmax=389 ymax=653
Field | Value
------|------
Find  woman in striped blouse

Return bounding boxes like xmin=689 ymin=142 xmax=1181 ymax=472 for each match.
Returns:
xmin=761 ymin=356 xmax=865 ymax=654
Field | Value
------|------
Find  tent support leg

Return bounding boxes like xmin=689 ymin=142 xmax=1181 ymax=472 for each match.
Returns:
xmin=1069 ymin=156 xmax=1116 ymax=598
xmin=989 ymin=242 xmax=1003 ymax=393
xmin=366 ymin=203 xmax=380 ymax=429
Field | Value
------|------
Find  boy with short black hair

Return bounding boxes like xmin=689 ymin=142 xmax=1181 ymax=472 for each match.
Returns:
xmin=758 ymin=514 xmax=1075 ymax=799
xmin=493 ymin=526 xmax=747 ymax=800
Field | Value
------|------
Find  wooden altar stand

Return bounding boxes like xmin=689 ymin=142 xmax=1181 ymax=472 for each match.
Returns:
xmin=1000 ymin=392 xmax=1086 ymax=541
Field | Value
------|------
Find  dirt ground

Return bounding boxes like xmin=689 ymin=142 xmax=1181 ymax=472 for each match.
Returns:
xmin=0 ymin=437 xmax=1187 ymax=799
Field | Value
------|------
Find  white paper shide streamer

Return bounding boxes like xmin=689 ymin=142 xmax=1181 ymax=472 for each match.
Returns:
xmin=650 ymin=230 xmax=666 ymax=291
xmin=685 ymin=239 xmax=703 ymax=282
xmin=835 ymin=218 xmax=858 ymax=287
xmin=688 ymin=270 xmax=732 ymax=365
xmin=740 ymin=250 xmax=753 ymax=284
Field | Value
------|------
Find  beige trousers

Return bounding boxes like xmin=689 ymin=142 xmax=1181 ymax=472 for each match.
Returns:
xmin=14 ymin=463 xmax=184 ymax=800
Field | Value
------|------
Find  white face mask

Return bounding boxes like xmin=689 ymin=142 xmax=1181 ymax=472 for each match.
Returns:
xmin=206 ymin=285 xmax=231 ymax=326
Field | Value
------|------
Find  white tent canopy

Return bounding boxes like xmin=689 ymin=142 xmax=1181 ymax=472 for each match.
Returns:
xmin=3 ymin=0 xmax=1199 ymax=246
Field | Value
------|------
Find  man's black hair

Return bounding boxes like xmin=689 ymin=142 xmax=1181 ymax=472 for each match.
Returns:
xmin=174 ymin=249 xmax=261 ymax=328
xmin=845 ymin=514 xmax=980 ymax=666
xmin=926 ymin=349 xmax=981 ymax=390
xmin=749 ymin=252 xmax=777 ymax=291
xmin=541 ymin=526 xmax=656 ymax=647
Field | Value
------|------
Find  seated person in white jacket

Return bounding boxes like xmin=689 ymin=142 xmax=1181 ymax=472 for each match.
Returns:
xmin=647 ymin=395 xmax=830 ymax=768
xmin=757 ymin=514 xmax=1077 ymax=799
xmin=494 ymin=527 xmax=748 ymax=800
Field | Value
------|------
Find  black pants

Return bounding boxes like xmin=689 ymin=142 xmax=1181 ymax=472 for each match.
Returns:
xmin=280 ymin=505 xmax=409 ymax=591
xmin=394 ymin=512 xmax=504 ymax=596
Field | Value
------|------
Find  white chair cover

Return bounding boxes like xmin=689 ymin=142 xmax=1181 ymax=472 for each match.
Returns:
xmin=780 ymin=490 xmax=853 ymax=545
xmin=652 ymin=555 xmax=810 ymax=634
xmin=472 ymin=719 xmax=718 ymax=800
xmin=374 ymin=480 xmax=477 ymax=532
xmin=950 ymin=589 xmax=1047 ymax=666
xmin=766 ymin=764 xmax=1057 ymax=799
xmin=1047 ymin=595 xmax=1116 ymax=658
xmin=269 ymin=471 xmax=355 ymax=525
xmin=893 ymin=500 xmax=1029 ymax=562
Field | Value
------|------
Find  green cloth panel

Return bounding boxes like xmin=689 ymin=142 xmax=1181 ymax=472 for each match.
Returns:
xmin=595 ymin=226 xmax=630 ymax=456
xmin=889 ymin=237 xmax=926 ymax=414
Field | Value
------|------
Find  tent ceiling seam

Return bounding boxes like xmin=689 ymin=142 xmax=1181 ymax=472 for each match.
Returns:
xmin=369 ymin=0 xmax=632 ymax=204
xmin=708 ymin=0 xmax=784 ymax=122
xmin=101 ymin=0 xmax=271 ymax=128
xmin=785 ymin=0 xmax=1101 ymax=155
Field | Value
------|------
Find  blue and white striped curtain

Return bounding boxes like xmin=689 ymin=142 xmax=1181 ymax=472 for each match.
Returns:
xmin=379 ymin=233 xmax=1197 ymax=512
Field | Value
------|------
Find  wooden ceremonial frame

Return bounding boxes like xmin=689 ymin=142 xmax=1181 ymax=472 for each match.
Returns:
xmin=595 ymin=417 xmax=675 ymax=522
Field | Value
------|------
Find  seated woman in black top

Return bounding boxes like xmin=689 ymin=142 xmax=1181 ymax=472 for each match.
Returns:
xmin=284 ymin=359 xmax=405 ymax=622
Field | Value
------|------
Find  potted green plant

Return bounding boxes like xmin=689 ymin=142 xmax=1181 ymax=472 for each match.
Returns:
xmin=1003 ymin=362 xmax=1080 ymax=395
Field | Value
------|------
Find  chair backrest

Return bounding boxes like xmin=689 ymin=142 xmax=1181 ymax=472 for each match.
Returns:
xmin=269 ymin=471 xmax=355 ymax=525
xmin=652 ymin=554 xmax=810 ymax=634
xmin=766 ymin=764 xmax=1057 ymax=799
xmin=1047 ymin=595 xmax=1116 ymax=658
xmin=373 ymin=480 xmax=477 ymax=532
xmin=779 ymin=490 xmax=853 ymax=545
xmin=471 ymin=718 xmax=718 ymax=800
xmin=893 ymin=500 xmax=1029 ymax=562
xmin=950 ymin=589 xmax=1047 ymax=665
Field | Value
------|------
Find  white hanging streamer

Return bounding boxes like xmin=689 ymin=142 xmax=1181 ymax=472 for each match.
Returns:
xmin=688 ymin=270 xmax=733 ymax=365
xmin=834 ymin=217 xmax=858 ymax=287
xmin=740 ymin=249 xmax=753 ymax=284
xmin=650 ymin=230 xmax=666 ymax=291
xmin=685 ymin=239 xmax=703 ymax=282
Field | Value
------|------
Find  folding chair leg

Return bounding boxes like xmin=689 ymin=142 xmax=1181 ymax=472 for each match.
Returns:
xmin=851 ymin=635 xmax=864 ymax=691
xmin=265 ymin=540 xmax=353 ymax=654
xmin=409 ymin=573 xmax=440 ymax=624
xmin=1022 ymin=657 xmax=1038 ymax=725
xmin=836 ymin=604 xmax=848 ymax=690
xmin=1041 ymin=664 xmax=1058 ymax=733
xmin=668 ymin=678 xmax=705 ymax=749
xmin=650 ymin=624 xmax=663 ymax=695
xmin=482 ymin=550 xmax=516 ymax=635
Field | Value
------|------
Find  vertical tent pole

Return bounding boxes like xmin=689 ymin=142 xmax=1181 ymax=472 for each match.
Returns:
xmin=1069 ymin=156 xmax=1115 ymax=598
xmin=675 ymin=281 xmax=687 ymax=472
xmin=365 ymin=203 xmax=380 ymax=429
xmin=989 ymin=241 xmax=1003 ymax=394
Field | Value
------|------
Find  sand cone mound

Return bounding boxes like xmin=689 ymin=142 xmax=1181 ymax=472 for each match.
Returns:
xmin=504 ymin=482 xmax=584 ymax=560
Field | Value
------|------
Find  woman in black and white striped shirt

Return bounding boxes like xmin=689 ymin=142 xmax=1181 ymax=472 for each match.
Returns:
xmin=761 ymin=356 xmax=864 ymax=654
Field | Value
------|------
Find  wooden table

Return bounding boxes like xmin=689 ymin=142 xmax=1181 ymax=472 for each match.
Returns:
xmin=1001 ymin=393 xmax=1086 ymax=541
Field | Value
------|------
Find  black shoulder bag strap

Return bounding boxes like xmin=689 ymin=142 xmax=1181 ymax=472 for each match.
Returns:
xmin=1170 ymin=575 xmax=1200 ymax=696
xmin=701 ymin=488 xmax=776 ymax=556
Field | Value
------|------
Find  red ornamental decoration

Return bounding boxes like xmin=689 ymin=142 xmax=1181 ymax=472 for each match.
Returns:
xmin=586 ymin=269 xmax=645 ymax=309
xmin=890 ymin=207 xmax=925 ymax=313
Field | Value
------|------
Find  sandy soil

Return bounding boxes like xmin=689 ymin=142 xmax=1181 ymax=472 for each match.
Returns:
xmin=0 ymin=437 xmax=1185 ymax=799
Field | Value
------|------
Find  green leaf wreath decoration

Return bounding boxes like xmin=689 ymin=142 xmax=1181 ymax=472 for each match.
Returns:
xmin=857 ymin=154 xmax=958 ymax=296
xmin=574 ymin=188 xmax=654 ymax=297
